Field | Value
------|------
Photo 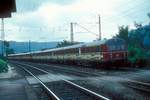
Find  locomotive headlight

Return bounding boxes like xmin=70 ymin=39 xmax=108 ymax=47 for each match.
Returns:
xmin=101 ymin=55 xmax=103 ymax=59
xmin=116 ymin=54 xmax=119 ymax=57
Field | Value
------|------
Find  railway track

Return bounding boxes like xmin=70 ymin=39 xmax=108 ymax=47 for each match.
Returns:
xmin=35 ymin=63 xmax=100 ymax=76
xmin=12 ymin=61 xmax=100 ymax=77
xmin=16 ymin=63 xmax=110 ymax=100
xmin=11 ymin=61 xmax=150 ymax=99
xmin=125 ymin=80 xmax=150 ymax=93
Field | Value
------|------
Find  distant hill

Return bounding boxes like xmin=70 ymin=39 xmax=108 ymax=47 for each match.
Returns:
xmin=0 ymin=41 xmax=59 ymax=54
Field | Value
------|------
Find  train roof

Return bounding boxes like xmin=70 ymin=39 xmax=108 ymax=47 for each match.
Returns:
xmin=8 ymin=38 xmax=125 ymax=56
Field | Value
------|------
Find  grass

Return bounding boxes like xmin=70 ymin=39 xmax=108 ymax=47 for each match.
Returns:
xmin=0 ymin=59 xmax=8 ymax=73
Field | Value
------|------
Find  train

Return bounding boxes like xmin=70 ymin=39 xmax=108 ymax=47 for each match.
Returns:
xmin=8 ymin=38 xmax=129 ymax=68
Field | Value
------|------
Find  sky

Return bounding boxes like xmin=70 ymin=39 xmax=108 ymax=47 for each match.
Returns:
xmin=3 ymin=0 xmax=150 ymax=42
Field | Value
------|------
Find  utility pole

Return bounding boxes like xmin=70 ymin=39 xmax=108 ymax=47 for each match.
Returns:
xmin=70 ymin=22 xmax=74 ymax=43
xmin=98 ymin=15 xmax=101 ymax=40
xmin=1 ymin=18 xmax=5 ymax=56
xmin=29 ymin=40 xmax=31 ymax=52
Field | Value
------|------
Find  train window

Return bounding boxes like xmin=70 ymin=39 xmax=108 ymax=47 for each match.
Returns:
xmin=120 ymin=45 xmax=122 ymax=50
xmin=100 ymin=45 xmax=108 ymax=52
xmin=111 ymin=46 xmax=115 ymax=51
xmin=118 ymin=46 xmax=120 ymax=50
xmin=121 ymin=45 xmax=124 ymax=50
xmin=81 ymin=46 xmax=100 ymax=53
xmin=116 ymin=45 xmax=120 ymax=50
xmin=95 ymin=46 xmax=100 ymax=52
xmin=110 ymin=46 xmax=112 ymax=51
xmin=52 ymin=52 xmax=54 ymax=56
xmin=109 ymin=46 xmax=112 ymax=51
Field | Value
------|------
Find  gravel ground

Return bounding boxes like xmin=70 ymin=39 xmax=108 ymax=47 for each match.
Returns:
xmin=71 ymin=78 xmax=149 ymax=100
xmin=0 ymin=64 xmax=20 ymax=78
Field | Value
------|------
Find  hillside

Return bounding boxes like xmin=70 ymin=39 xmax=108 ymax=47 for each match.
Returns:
xmin=0 ymin=41 xmax=59 ymax=54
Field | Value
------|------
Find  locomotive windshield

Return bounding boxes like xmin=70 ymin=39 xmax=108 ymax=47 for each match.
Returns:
xmin=106 ymin=38 xmax=126 ymax=51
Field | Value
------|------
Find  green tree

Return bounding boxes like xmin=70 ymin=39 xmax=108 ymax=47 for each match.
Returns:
xmin=4 ymin=41 xmax=14 ymax=56
xmin=134 ymin=21 xmax=142 ymax=28
xmin=0 ymin=59 xmax=7 ymax=72
xmin=115 ymin=25 xmax=129 ymax=43
xmin=147 ymin=13 xmax=150 ymax=19
xmin=56 ymin=40 xmax=79 ymax=47
xmin=6 ymin=48 xmax=14 ymax=55
xmin=148 ymin=13 xmax=150 ymax=24
xmin=4 ymin=41 xmax=9 ymax=47
xmin=128 ymin=46 xmax=144 ymax=63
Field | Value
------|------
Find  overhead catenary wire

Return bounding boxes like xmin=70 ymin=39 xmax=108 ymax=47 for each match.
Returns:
xmin=74 ymin=23 xmax=99 ymax=37
xmin=102 ymin=0 xmax=150 ymax=21
xmin=102 ymin=7 xmax=150 ymax=24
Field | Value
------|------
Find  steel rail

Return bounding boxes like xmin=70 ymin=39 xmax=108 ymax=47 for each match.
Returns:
xmin=125 ymin=79 xmax=150 ymax=93
xmin=17 ymin=62 xmax=111 ymax=100
xmin=36 ymin=63 xmax=100 ymax=76
xmin=18 ymin=65 xmax=60 ymax=100
xmin=127 ymin=80 xmax=150 ymax=86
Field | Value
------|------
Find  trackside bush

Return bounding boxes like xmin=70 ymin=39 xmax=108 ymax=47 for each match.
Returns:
xmin=0 ymin=59 xmax=8 ymax=73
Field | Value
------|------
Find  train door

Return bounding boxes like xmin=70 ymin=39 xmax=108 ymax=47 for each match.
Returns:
xmin=100 ymin=44 xmax=110 ymax=61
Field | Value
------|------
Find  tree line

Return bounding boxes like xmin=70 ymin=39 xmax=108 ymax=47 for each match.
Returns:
xmin=115 ymin=14 xmax=150 ymax=65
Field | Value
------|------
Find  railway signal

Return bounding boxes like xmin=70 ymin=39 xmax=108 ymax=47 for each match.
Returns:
xmin=70 ymin=22 xmax=74 ymax=43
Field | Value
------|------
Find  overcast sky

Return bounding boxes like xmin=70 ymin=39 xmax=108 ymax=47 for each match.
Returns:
xmin=4 ymin=0 xmax=150 ymax=42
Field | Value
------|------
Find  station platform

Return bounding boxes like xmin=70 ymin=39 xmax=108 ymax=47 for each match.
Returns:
xmin=0 ymin=65 xmax=38 ymax=100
